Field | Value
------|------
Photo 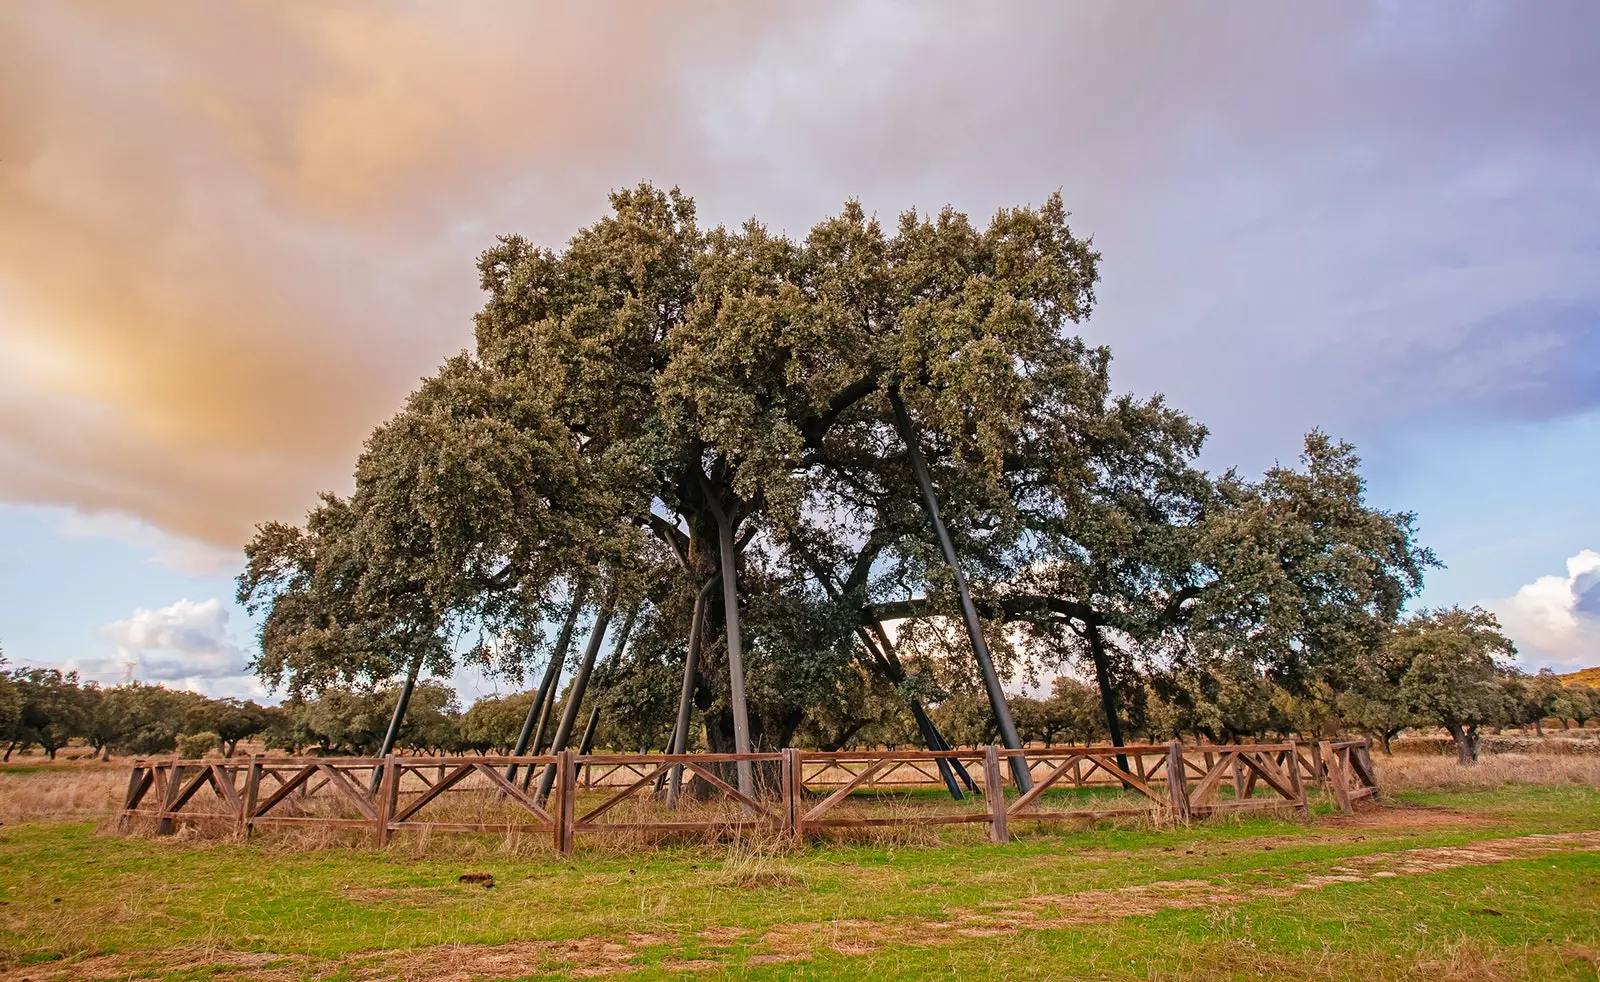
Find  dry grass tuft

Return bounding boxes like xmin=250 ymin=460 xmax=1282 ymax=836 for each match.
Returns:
xmin=712 ymin=836 xmax=809 ymax=889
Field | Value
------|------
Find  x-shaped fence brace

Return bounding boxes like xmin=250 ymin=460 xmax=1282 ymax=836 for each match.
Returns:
xmin=121 ymin=739 xmax=1377 ymax=852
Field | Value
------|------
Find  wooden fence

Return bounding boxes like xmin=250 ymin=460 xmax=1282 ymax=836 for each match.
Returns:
xmin=119 ymin=739 xmax=1378 ymax=854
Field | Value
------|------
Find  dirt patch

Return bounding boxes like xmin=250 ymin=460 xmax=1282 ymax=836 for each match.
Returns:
xmin=0 ymin=949 xmax=313 ymax=982
xmin=1324 ymin=803 xmax=1493 ymax=830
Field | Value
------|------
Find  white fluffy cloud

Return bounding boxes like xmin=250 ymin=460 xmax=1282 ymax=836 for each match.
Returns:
xmin=1489 ymin=550 xmax=1600 ymax=670
xmin=94 ymin=597 xmax=253 ymax=691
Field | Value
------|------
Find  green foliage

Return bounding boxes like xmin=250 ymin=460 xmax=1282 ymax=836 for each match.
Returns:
xmin=5 ymin=669 xmax=94 ymax=759
xmin=182 ymin=697 xmax=272 ymax=757
xmin=175 ymin=731 xmax=219 ymax=759
xmin=459 ymin=691 xmax=534 ymax=753
xmin=0 ymin=653 xmax=21 ymax=746
xmin=232 ymin=186 xmax=1444 ymax=758
xmin=1389 ymin=606 xmax=1519 ymax=763
xmin=87 ymin=683 xmax=204 ymax=756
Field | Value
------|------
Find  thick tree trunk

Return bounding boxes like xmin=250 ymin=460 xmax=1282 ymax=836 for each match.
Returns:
xmin=1445 ymin=721 xmax=1480 ymax=765
xmin=889 ymin=388 xmax=1030 ymax=792
xmin=505 ymin=588 xmax=584 ymax=785
xmin=535 ymin=596 xmax=616 ymax=804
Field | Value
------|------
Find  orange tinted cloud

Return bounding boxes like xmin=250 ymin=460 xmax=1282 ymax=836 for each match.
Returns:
xmin=0 ymin=1 xmax=798 ymax=548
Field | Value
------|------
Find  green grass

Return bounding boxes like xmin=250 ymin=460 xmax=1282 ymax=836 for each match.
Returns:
xmin=1 ymin=783 xmax=1597 ymax=980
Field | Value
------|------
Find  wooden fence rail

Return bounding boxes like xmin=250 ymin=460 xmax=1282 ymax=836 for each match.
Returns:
xmin=120 ymin=739 xmax=1378 ymax=854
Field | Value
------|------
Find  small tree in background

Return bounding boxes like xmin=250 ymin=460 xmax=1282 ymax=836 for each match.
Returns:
xmin=184 ymin=697 xmax=272 ymax=757
xmin=6 ymin=668 xmax=94 ymax=759
xmin=0 ymin=652 xmax=22 ymax=753
xmin=90 ymin=683 xmax=205 ymax=757
xmin=1391 ymin=607 xmax=1517 ymax=764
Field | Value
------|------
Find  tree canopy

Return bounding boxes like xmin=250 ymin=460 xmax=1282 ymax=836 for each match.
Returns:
xmin=236 ymin=185 xmax=1453 ymax=775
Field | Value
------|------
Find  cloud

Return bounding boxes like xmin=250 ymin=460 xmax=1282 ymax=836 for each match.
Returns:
xmin=2 ymin=0 xmax=1598 ymax=550
xmin=56 ymin=511 xmax=240 ymax=576
xmin=1489 ymin=550 xmax=1600 ymax=670
xmin=95 ymin=597 xmax=252 ymax=688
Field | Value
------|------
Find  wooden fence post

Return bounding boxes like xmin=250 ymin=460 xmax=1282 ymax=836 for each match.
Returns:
xmin=374 ymin=754 xmax=397 ymax=848
xmin=156 ymin=759 xmax=184 ymax=836
xmin=1165 ymin=740 xmax=1190 ymax=825
xmin=1319 ymin=740 xmax=1354 ymax=815
xmin=239 ymin=755 xmax=261 ymax=837
xmin=983 ymin=746 xmax=1009 ymax=843
xmin=556 ymin=749 xmax=577 ymax=856
xmin=1286 ymin=740 xmax=1309 ymax=816
xmin=118 ymin=762 xmax=145 ymax=832
xmin=780 ymin=749 xmax=798 ymax=837
xmin=1358 ymin=739 xmax=1379 ymax=799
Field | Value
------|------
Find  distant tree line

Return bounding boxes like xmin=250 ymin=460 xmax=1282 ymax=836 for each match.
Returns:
xmin=4 ymin=622 xmax=1594 ymax=765
xmin=0 ymin=659 xmax=276 ymax=760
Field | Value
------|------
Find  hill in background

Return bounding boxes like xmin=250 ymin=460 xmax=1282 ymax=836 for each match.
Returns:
xmin=1558 ymin=666 xmax=1600 ymax=688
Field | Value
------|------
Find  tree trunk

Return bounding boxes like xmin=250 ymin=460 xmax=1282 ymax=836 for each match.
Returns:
xmin=536 ymin=594 xmax=616 ymax=804
xmin=506 ymin=587 xmax=585 ymax=784
xmin=1445 ymin=720 xmax=1480 ymax=765
xmin=890 ymin=387 xmax=1030 ymax=792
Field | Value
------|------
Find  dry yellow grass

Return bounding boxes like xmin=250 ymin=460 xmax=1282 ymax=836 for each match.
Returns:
xmin=1374 ymin=752 xmax=1600 ymax=791
xmin=0 ymin=764 xmax=125 ymax=823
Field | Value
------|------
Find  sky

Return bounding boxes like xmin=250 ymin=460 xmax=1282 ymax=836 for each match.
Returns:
xmin=1 ymin=1 xmax=1598 ymax=701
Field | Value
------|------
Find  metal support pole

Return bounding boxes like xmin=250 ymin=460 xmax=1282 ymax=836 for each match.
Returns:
xmin=369 ymin=651 xmax=423 ymax=793
xmin=667 ymin=576 xmax=718 ymax=808
xmin=890 ymin=388 xmax=1030 ymax=791
xmin=506 ymin=587 xmax=585 ymax=785
xmin=536 ymin=596 xmax=615 ymax=804
xmin=715 ymin=506 xmax=756 ymax=803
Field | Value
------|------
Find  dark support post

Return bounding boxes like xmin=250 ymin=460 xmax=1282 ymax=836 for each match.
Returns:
xmin=865 ymin=619 xmax=978 ymax=795
xmin=369 ymin=651 xmax=423 ymax=793
xmin=792 ymin=531 xmax=969 ymax=802
xmin=908 ymin=698 xmax=964 ymax=800
xmin=506 ymin=588 xmax=585 ymax=786
xmin=891 ymin=388 xmax=1030 ymax=792
xmin=713 ymin=504 xmax=756 ymax=802
xmin=666 ymin=577 xmax=718 ymax=807
xmin=1084 ymin=623 xmax=1131 ymax=779
xmin=576 ymin=706 xmax=601 ymax=759
xmin=536 ymin=596 xmax=616 ymax=804
xmin=576 ymin=603 xmax=638 ymax=782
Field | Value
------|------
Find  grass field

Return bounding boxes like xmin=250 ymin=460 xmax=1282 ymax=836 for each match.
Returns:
xmin=1 ymin=755 xmax=1597 ymax=980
